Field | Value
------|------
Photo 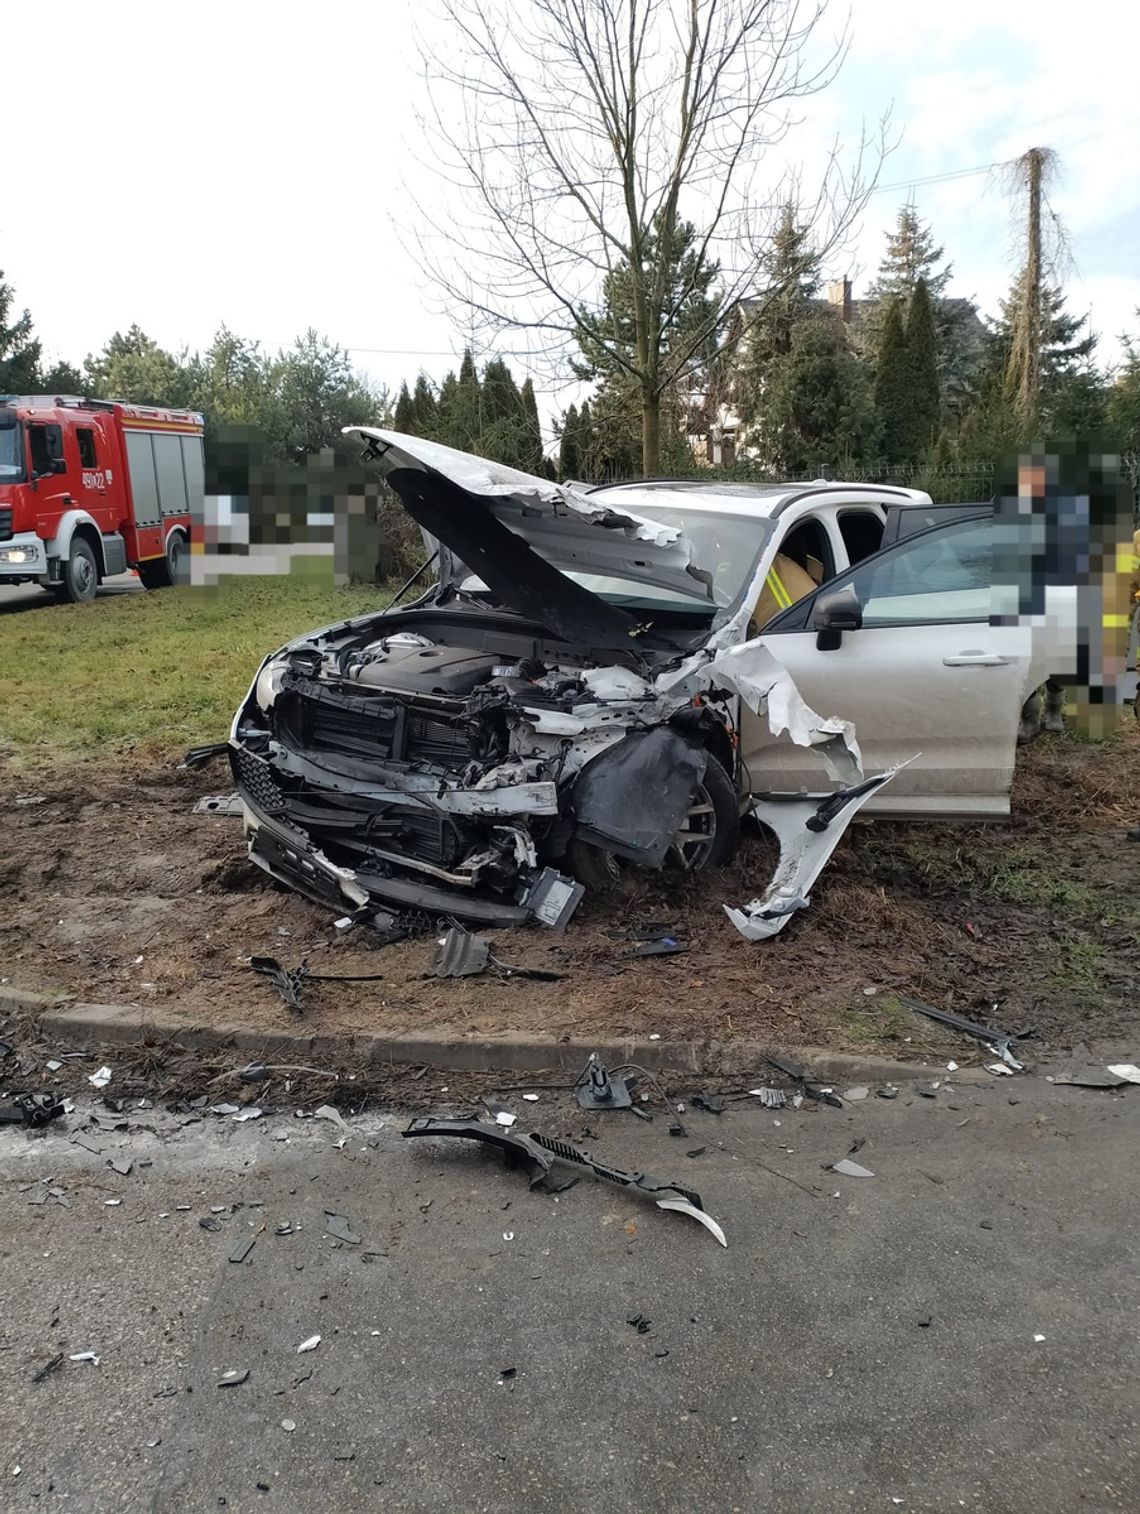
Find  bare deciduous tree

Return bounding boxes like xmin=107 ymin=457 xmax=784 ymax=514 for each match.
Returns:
xmin=414 ymin=0 xmax=888 ymax=474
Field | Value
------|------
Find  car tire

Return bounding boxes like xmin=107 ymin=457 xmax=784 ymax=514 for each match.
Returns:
xmin=567 ymin=753 xmax=740 ymax=891
xmin=138 ymin=533 xmax=186 ymax=590
xmin=60 ymin=537 xmax=98 ymax=604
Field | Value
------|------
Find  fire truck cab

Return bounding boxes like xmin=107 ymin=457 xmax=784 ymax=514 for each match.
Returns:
xmin=0 ymin=395 xmax=204 ymax=602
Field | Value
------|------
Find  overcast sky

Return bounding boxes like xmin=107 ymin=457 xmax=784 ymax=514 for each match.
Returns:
xmin=4 ymin=0 xmax=1136 ymax=434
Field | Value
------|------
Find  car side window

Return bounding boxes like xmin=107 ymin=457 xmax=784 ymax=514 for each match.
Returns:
xmin=837 ymin=509 xmax=884 ymax=565
xmin=761 ymin=516 xmax=993 ymax=632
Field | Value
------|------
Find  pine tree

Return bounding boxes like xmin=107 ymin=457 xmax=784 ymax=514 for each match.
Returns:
xmin=754 ymin=314 xmax=878 ymax=474
xmin=576 ymin=400 xmax=595 ymax=480
xmin=905 ymin=280 xmax=941 ymax=453
xmin=410 ymin=375 xmax=438 ymax=436
xmin=558 ymin=403 xmax=580 ymax=480
xmin=734 ymin=205 xmax=823 ymax=433
xmin=868 ymin=205 xmax=952 ymax=304
xmin=394 ymin=382 xmax=415 ymax=432
xmin=519 ymin=378 xmax=544 ymax=473
xmin=0 ymin=269 xmax=43 ymax=392
xmin=1108 ymin=311 xmax=1140 ymax=458
xmin=874 ymin=299 xmax=912 ymax=463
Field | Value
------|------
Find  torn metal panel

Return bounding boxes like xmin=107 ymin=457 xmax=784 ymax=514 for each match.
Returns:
xmin=702 ymin=641 xmax=863 ymax=784
xmin=726 ymin=764 xmax=911 ymax=941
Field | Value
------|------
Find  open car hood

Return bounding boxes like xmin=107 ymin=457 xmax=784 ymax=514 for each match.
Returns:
xmin=343 ymin=428 xmax=711 ymax=650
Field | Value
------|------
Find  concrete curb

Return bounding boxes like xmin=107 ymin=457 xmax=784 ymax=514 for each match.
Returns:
xmin=33 ymin=998 xmax=996 ymax=1086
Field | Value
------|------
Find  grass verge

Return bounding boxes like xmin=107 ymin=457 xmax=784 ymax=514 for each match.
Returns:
xmin=0 ymin=572 xmax=389 ymax=763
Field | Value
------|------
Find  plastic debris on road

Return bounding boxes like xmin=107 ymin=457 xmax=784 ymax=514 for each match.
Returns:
xmin=296 ymin=1334 xmax=321 ymax=1353
xmin=88 ymin=1066 xmax=112 ymax=1089
xmin=832 ymin=1158 xmax=875 ymax=1179
xmin=218 ymin=1368 xmax=250 ymax=1386
xmin=1107 ymin=1064 xmax=1140 ymax=1084
xmin=69 ymin=1352 xmax=101 ymax=1366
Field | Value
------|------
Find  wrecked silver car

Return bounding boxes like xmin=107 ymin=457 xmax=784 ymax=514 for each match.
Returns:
xmin=229 ymin=432 xmax=1043 ymax=940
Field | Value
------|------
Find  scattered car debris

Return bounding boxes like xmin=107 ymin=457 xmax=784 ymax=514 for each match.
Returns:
xmin=87 ymin=1065 xmax=113 ymax=1090
xmin=522 ymin=1093 xmax=540 ymax=1103
xmin=497 ymin=1367 xmax=517 ymax=1384
xmin=229 ymin=1236 xmax=257 ymax=1263
xmin=831 ymin=1159 xmax=875 ymax=1178
xmin=749 ymin=1087 xmax=786 ymax=1109
xmin=250 ymin=956 xmax=390 ymax=1011
xmin=14 ymin=793 xmax=47 ymax=806
xmin=199 ymin=1216 xmax=222 ymax=1232
xmin=431 ymin=924 xmax=567 ymax=981
xmin=30 ymin=1354 xmax=64 ymax=1384
xmin=210 ymin=1104 xmax=241 ymax=1117
xmin=296 ymin=1335 xmax=321 ymax=1354
xmin=899 ymin=996 xmax=1026 ymax=1070
xmin=0 ymin=1094 xmax=65 ymax=1128
xmin=68 ymin=1352 xmax=101 ymax=1366
xmin=281 ymin=1418 xmax=297 ymax=1432
xmin=915 ymin=1084 xmax=938 ymax=1098
xmin=626 ymin=1314 xmax=652 ymax=1334
xmin=323 ymin=1212 xmax=362 ymax=1245
xmin=1107 ymin=1064 xmax=1140 ymax=1084
xmin=403 ymin=1116 xmax=726 ymax=1246
xmin=1049 ymin=1067 xmax=1131 ymax=1089
xmin=843 ymin=1086 xmax=869 ymax=1101
xmin=193 ymin=793 xmax=245 ymax=816
xmin=109 ymin=1158 xmax=133 ymax=1177
xmin=629 ymin=936 xmax=688 ymax=958
xmin=313 ymin=1103 xmax=349 ymax=1132
xmin=984 ymin=1063 xmax=1014 ymax=1077
xmin=432 ymin=926 xmax=490 ymax=978
xmin=945 ymin=1061 xmax=959 ymax=1073
xmin=45 ymin=1059 xmax=62 ymax=1072
xmin=218 ymin=1369 xmax=250 ymax=1387
xmin=917 ymin=1314 xmax=933 ymax=1327
xmin=250 ymin=957 xmax=306 ymax=1011
xmin=690 ymin=1093 xmax=723 ymax=1115
xmin=575 ymin=1057 xmax=633 ymax=1111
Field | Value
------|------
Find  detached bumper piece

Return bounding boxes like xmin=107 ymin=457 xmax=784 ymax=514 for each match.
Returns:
xmin=0 ymin=1093 xmax=66 ymax=1128
xmin=403 ymin=1117 xmax=727 ymax=1246
xmin=727 ymin=762 xmax=913 ymax=941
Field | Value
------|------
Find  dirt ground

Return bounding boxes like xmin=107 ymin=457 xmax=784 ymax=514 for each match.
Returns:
xmin=1 ymin=729 xmax=1137 ymax=1063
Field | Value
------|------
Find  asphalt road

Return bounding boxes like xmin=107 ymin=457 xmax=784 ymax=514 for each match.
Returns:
xmin=1 ymin=1078 xmax=1138 ymax=1514
xmin=0 ymin=573 xmax=142 ymax=613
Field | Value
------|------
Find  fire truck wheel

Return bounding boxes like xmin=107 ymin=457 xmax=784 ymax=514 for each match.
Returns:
xmin=139 ymin=533 xmax=187 ymax=590
xmin=60 ymin=538 xmax=99 ymax=604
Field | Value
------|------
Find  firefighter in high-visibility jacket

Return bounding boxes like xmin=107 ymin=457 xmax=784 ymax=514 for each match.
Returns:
xmin=750 ymin=552 xmax=819 ymax=633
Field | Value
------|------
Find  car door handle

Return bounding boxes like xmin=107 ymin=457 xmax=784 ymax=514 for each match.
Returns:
xmin=942 ymin=653 xmax=1013 ymax=667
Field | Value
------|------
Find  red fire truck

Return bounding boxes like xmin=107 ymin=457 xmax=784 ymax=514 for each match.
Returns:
xmin=0 ymin=395 xmax=204 ymax=602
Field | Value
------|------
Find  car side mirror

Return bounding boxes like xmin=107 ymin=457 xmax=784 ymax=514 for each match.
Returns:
xmin=51 ymin=457 xmax=68 ymax=475
xmin=811 ymin=583 xmax=863 ymax=650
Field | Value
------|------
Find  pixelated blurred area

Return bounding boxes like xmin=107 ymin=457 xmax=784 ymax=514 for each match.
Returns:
xmin=993 ymin=441 xmax=1138 ymax=737
xmin=191 ymin=426 xmax=421 ymax=586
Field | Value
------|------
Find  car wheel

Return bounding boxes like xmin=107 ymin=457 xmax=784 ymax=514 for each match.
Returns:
xmin=60 ymin=537 xmax=98 ymax=604
xmin=566 ymin=754 xmax=740 ymax=891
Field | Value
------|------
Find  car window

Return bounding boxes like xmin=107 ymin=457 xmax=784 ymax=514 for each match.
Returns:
xmin=837 ymin=509 xmax=884 ymax=564
xmin=761 ymin=516 xmax=994 ymax=632
xmin=845 ymin=516 xmax=992 ymax=625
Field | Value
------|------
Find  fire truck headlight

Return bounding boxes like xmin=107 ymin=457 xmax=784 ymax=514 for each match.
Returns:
xmin=0 ymin=546 xmax=30 ymax=564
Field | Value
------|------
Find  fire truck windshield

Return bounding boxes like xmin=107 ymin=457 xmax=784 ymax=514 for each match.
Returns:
xmin=0 ymin=419 xmax=25 ymax=481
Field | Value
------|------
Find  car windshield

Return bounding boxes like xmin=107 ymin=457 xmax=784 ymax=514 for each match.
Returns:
xmin=457 ymin=504 xmax=772 ymax=614
xmin=0 ymin=421 xmax=24 ymax=482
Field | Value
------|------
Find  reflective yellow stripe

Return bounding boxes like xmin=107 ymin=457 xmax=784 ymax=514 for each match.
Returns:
xmin=766 ymin=568 xmax=791 ymax=609
xmin=1103 ymin=613 xmax=1130 ymax=628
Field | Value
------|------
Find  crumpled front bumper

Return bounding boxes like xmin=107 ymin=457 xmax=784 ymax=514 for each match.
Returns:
xmin=231 ymin=746 xmax=580 ymax=929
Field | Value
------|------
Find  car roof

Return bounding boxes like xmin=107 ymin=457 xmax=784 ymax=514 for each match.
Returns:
xmin=584 ymin=478 xmax=932 ymax=516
